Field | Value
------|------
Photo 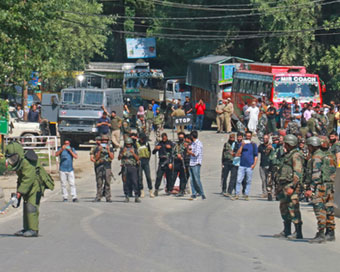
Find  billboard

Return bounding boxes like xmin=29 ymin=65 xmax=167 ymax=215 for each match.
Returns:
xmin=126 ymin=38 xmax=156 ymax=59
xmin=218 ymin=65 xmax=235 ymax=85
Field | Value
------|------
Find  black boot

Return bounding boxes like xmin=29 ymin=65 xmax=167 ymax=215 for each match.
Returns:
xmin=309 ymin=231 xmax=326 ymax=244
xmin=325 ymin=229 xmax=336 ymax=242
xmin=288 ymin=223 xmax=303 ymax=240
xmin=274 ymin=221 xmax=291 ymax=238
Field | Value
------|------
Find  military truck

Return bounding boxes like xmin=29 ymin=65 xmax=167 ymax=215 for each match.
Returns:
xmin=42 ymin=74 xmax=123 ymax=148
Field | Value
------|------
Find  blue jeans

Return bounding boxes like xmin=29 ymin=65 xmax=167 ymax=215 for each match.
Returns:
xmin=186 ymin=113 xmax=193 ymax=131
xmin=189 ymin=165 xmax=205 ymax=196
xmin=196 ymin=115 xmax=204 ymax=131
xmin=235 ymin=166 xmax=253 ymax=196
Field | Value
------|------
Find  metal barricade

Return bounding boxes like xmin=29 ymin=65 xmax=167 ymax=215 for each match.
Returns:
xmin=5 ymin=136 xmax=59 ymax=173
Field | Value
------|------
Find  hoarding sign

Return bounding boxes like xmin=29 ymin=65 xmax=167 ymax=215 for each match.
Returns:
xmin=126 ymin=38 xmax=156 ymax=59
xmin=219 ymin=65 xmax=235 ymax=85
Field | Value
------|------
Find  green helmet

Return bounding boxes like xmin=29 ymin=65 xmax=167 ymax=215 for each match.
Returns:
xmin=306 ymin=136 xmax=321 ymax=147
xmin=283 ymin=134 xmax=298 ymax=147
xmin=5 ymin=141 xmax=25 ymax=171
xmin=125 ymin=137 xmax=133 ymax=144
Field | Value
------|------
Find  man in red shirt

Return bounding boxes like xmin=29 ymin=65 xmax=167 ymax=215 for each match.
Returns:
xmin=195 ymin=99 xmax=206 ymax=131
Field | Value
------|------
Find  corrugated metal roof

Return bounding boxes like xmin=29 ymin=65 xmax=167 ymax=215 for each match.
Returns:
xmin=191 ymin=55 xmax=253 ymax=65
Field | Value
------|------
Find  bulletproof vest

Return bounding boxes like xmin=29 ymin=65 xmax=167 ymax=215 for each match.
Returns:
xmin=121 ymin=147 xmax=138 ymax=166
xmin=154 ymin=114 xmax=164 ymax=125
xmin=137 ymin=143 xmax=151 ymax=159
xmin=173 ymin=141 xmax=186 ymax=162
xmin=278 ymin=148 xmax=304 ymax=184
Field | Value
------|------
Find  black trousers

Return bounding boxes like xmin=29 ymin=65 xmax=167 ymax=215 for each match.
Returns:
xmin=155 ymin=162 xmax=173 ymax=192
xmin=123 ymin=165 xmax=139 ymax=197
xmin=139 ymin=158 xmax=152 ymax=190
xmin=172 ymin=160 xmax=187 ymax=193
xmin=221 ymin=161 xmax=233 ymax=193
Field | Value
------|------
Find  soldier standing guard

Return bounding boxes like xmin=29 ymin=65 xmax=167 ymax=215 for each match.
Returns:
xmin=121 ymin=112 xmax=131 ymax=141
xmin=223 ymin=98 xmax=234 ymax=133
xmin=172 ymin=132 xmax=187 ymax=197
xmin=305 ymin=137 xmax=336 ymax=243
xmin=94 ymin=136 xmax=114 ymax=202
xmin=220 ymin=134 xmax=236 ymax=195
xmin=153 ymin=108 xmax=164 ymax=142
xmin=256 ymin=108 xmax=267 ymax=143
xmin=145 ymin=104 xmax=154 ymax=137
xmin=273 ymin=135 xmax=304 ymax=240
xmin=136 ymin=114 xmax=147 ymax=136
xmin=118 ymin=137 xmax=141 ymax=203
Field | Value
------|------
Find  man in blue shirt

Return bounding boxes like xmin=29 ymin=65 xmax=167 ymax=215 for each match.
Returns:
xmin=28 ymin=104 xmax=40 ymax=122
xmin=151 ymin=99 xmax=159 ymax=116
xmin=55 ymin=139 xmax=78 ymax=202
xmin=234 ymin=131 xmax=258 ymax=200
xmin=96 ymin=112 xmax=111 ymax=135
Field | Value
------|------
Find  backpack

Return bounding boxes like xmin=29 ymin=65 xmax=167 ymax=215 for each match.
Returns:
xmin=25 ymin=149 xmax=55 ymax=193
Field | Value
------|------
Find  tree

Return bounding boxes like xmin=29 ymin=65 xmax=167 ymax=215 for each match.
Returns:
xmin=0 ymin=0 xmax=112 ymax=118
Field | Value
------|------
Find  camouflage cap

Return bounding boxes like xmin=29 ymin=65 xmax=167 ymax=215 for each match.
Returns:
xmin=283 ymin=134 xmax=298 ymax=146
xmin=125 ymin=137 xmax=133 ymax=144
xmin=101 ymin=135 xmax=109 ymax=141
xmin=306 ymin=136 xmax=321 ymax=147
xmin=319 ymin=136 xmax=330 ymax=148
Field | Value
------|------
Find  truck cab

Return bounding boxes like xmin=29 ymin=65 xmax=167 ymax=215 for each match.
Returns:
xmin=57 ymin=88 xmax=123 ymax=148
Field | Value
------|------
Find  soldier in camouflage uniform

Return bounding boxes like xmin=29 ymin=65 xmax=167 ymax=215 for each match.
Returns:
xmin=307 ymin=113 xmax=320 ymax=136
xmin=136 ymin=114 xmax=147 ymax=136
xmin=267 ymin=136 xmax=284 ymax=200
xmin=316 ymin=108 xmax=328 ymax=136
xmin=305 ymin=137 xmax=336 ymax=243
xmin=273 ymin=134 xmax=304 ymax=240
xmin=153 ymin=108 xmax=164 ymax=142
xmin=172 ymin=132 xmax=188 ymax=197
xmin=236 ymin=116 xmax=246 ymax=135
xmin=145 ymin=104 xmax=154 ymax=138
xmin=256 ymin=109 xmax=267 ymax=143
xmin=121 ymin=112 xmax=131 ymax=141
xmin=329 ymin=131 xmax=340 ymax=167
xmin=286 ymin=116 xmax=300 ymax=136
xmin=118 ymin=137 xmax=141 ymax=203
xmin=220 ymin=134 xmax=236 ymax=195
xmin=94 ymin=135 xmax=115 ymax=202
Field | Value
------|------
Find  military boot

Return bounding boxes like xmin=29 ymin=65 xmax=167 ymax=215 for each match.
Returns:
xmin=309 ymin=231 xmax=326 ymax=244
xmin=135 ymin=197 xmax=141 ymax=203
xmin=23 ymin=230 xmax=39 ymax=237
xmin=274 ymin=221 xmax=291 ymax=238
xmin=288 ymin=223 xmax=303 ymax=240
xmin=267 ymin=193 xmax=273 ymax=201
xmin=140 ymin=189 xmax=145 ymax=198
xmin=325 ymin=229 xmax=336 ymax=242
xmin=154 ymin=189 xmax=159 ymax=197
xmin=124 ymin=196 xmax=129 ymax=203
xmin=149 ymin=189 xmax=155 ymax=198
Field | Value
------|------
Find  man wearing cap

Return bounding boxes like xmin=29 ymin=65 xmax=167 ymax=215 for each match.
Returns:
xmin=93 ymin=135 xmax=114 ymax=202
xmin=223 ymin=98 xmax=234 ymax=133
xmin=153 ymin=108 xmax=164 ymax=142
xmin=171 ymin=104 xmax=186 ymax=133
xmin=145 ymin=104 xmax=154 ymax=137
xmin=215 ymin=100 xmax=225 ymax=133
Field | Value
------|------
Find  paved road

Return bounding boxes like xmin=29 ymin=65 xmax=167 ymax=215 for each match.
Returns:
xmin=1 ymin=130 xmax=340 ymax=272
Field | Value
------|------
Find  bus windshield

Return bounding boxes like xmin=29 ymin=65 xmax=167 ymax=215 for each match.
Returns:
xmin=274 ymin=76 xmax=319 ymax=100
xmin=62 ymin=91 xmax=81 ymax=104
xmin=84 ymin=91 xmax=104 ymax=105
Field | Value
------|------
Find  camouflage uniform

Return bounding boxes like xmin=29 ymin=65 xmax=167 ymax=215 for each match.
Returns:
xmin=306 ymin=149 xmax=336 ymax=234
xmin=236 ymin=120 xmax=246 ymax=135
xmin=145 ymin=109 xmax=154 ymax=137
xmin=153 ymin=112 xmax=164 ymax=142
xmin=256 ymin=114 xmax=267 ymax=143
xmin=276 ymin=148 xmax=304 ymax=226
xmin=267 ymin=144 xmax=284 ymax=196
xmin=94 ymin=145 xmax=114 ymax=201
xmin=121 ymin=118 xmax=131 ymax=141
xmin=316 ymin=113 xmax=328 ymax=136
xmin=172 ymin=140 xmax=187 ymax=194
xmin=136 ymin=118 xmax=146 ymax=136
xmin=221 ymin=141 xmax=235 ymax=194
xmin=307 ymin=116 xmax=320 ymax=136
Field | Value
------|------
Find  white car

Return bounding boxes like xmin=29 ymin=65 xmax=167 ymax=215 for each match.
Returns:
xmin=8 ymin=107 xmax=41 ymax=144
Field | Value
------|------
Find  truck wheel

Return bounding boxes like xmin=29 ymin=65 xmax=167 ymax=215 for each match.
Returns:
xmin=21 ymin=133 xmax=38 ymax=147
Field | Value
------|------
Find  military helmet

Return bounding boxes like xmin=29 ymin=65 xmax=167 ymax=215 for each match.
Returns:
xmin=306 ymin=136 xmax=321 ymax=147
xmin=5 ymin=141 xmax=25 ymax=171
xmin=283 ymin=134 xmax=298 ymax=147
xmin=125 ymin=137 xmax=133 ymax=144
xmin=319 ymin=136 xmax=329 ymax=148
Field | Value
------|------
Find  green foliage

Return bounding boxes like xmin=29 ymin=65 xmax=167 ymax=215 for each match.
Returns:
xmin=0 ymin=0 xmax=113 ymax=91
xmin=0 ymin=99 xmax=9 ymax=120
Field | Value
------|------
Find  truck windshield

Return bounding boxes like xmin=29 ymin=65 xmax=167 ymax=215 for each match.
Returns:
xmin=62 ymin=91 xmax=81 ymax=104
xmin=274 ymin=77 xmax=319 ymax=100
xmin=84 ymin=91 xmax=104 ymax=105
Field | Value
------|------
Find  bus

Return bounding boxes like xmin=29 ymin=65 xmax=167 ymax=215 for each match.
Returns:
xmin=231 ymin=63 xmax=326 ymax=116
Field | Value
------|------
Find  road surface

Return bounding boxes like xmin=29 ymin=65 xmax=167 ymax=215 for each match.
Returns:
xmin=1 ymin=130 xmax=340 ymax=272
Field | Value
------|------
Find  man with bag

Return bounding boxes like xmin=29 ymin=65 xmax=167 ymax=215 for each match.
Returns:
xmin=5 ymin=141 xmax=54 ymax=237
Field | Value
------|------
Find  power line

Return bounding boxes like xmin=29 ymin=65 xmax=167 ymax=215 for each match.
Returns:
xmin=152 ymin=0 xmax=323 ymax=12
xmin=66 ymin=0 xmax=339 ymax=21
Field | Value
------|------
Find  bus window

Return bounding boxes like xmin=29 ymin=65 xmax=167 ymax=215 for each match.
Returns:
xmin=245 ymin=80 xmax=251 ymax=94
xmin=257 ymin=81 xmax=264 ymax=96
xmin=264 ymin=83 xmax=272 ymax=98
xmin=240 ymin=79 xmax=245 ymax=93
xmin=232 ymin=78 xmax=240 ymax=93
xmin=251 ymin=81 xmax=258 ymax=95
